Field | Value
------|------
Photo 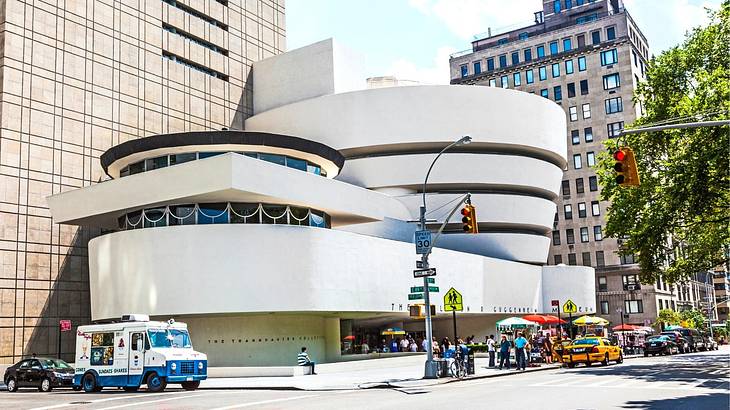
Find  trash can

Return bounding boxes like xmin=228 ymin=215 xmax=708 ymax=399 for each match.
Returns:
xmin=436 ymin=358 xmax=449 ymax=377
xmin=467 ymin=350 xmax=475 ymax=375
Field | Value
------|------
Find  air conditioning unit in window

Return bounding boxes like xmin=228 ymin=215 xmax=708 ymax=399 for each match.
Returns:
xmin=626 ymin=284 xmax=639 ymax=291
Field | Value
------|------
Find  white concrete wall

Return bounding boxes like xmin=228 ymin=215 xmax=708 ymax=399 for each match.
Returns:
xmin=541 ymin=265 xmax=597 ymax=314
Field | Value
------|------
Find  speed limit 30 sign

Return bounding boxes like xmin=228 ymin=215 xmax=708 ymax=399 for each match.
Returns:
xmin=415 ymin=230 xmax=432 ymax=255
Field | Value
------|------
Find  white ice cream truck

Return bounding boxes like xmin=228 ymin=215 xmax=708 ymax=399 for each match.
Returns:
xmin=74 ymin=314 xmax=207 ymax=392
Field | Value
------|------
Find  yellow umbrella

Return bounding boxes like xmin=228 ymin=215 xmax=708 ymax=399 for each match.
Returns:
xmin=572 ymin=315 xmax=609 ymax=326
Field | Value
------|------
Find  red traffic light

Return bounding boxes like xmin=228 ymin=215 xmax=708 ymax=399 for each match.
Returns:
xmin=613 ymin=150 xmax=626 ymax=161
xmin=461 ymin=208 xmax=469 ymax=216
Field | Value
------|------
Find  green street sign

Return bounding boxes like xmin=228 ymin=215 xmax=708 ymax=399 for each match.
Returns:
xmin=429 ymin=286 xmax=439 ymax=292
xmin=427 ymin=278 xmax=435 ymax=284
xmin=411 ymin=286 xmax=424 ymax=293
xmin=408 ymin=293 xmax=424 ymax=300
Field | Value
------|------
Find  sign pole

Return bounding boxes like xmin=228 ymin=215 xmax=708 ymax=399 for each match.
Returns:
xmin=569 ymin=312 xmax=573 ymax=339
xmin=419 ymin=206 xmax=438 ymax=379
xmin=57 ymin=323 xmax=62 ymax=359
xmin=452 ymin=310 xmax=458 ymax=342
xmin=557 ymin=305 xmax=561 ymax=340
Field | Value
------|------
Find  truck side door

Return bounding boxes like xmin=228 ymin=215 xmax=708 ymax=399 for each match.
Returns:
xmin=129 ymin=332 xmax=146 ymax=382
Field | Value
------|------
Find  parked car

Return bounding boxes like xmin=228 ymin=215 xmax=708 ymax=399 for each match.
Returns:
xmin=644 ymin=335 xmax=679 ymax=356
xmin=675 ymin=328 xmax=702 ymax=352
xmin=706 ymin=337 xmax=719 ymax=350
xmin=4 ymin=357 xmax=75 ymax=392
xmin=562 ymin=337 xmax=623 ymax=368
xmin=660 ymin=331 xmax=689 ymax=353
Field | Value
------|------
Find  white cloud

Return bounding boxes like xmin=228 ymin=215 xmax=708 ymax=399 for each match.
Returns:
xmin=385 ymin=46 xmax=457 ymax=85
xmin=409 ymin=0 xmax=537 ymax=40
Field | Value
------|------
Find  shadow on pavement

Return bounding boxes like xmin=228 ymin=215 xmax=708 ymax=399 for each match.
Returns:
xmin=621 ymin=392 xmax=729 ymax=409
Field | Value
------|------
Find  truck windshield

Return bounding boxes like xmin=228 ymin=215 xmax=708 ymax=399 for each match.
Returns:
xmin=147 ymin=329 xmax=192 ymax=348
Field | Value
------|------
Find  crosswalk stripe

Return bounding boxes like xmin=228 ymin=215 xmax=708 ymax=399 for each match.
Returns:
xmin=531 ymin=376 xmax=581 ymax=387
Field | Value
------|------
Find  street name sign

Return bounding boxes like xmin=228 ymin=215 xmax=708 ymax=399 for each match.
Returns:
xmin=413 ymin=268 xmax=436 ymax=278
xmin=411 ymin=286 xmax=439 ymax=293
xmin=408 ymin=293 xmax=424 ymax=300
xmin=563 ymin=299 xmax=578 ymax=314
xmin=427 ymin=277 xmax=435 ymax=284
xmin=415 ymin=230 xmax=432 ymax=255
xmin=444 ymin=287 xmax=463 ymax=312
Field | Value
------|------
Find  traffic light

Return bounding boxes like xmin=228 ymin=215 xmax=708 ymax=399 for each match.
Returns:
xmin=409 ymin=304 xmax=436 ymax=318
xmin=461 ymin=204 xmax=478 ymax=233
xmin=613 ymin=146 xmax=640 ymax=187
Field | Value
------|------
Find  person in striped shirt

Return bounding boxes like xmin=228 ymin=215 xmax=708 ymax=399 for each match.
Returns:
xmin=297 ymin=347 xmax=316 ymax=375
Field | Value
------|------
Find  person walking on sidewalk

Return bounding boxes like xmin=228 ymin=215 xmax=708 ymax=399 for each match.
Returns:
xmin=498 ymin=335 xmax=511 ymax=370
xmin=514 ymin=332 xmax=528 ymax=371
xmin=487 ymin=334 xmax=496 ymax=367
xmin=297 ymin=347 xmax=316 ymax=375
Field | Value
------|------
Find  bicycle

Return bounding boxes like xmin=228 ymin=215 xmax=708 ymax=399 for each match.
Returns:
xmin=449 ymin=350 xmax=467 ymax=378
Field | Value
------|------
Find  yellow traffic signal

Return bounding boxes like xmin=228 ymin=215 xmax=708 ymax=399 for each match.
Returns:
xmin=460 ymin=204 xmax=478 ymax=233
xmin=613 ymin=146 xmax=640 ymax=187
xmin=409 ymin=304 xmax=436 ymax=318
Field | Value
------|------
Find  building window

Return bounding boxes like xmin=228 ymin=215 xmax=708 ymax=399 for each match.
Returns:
xmin=573 ymin=154 xmax=582 ymax=169
xmin=489 ymin=78 xmax=497 ymax=87
xmin=499 ymin=55 xmax=507 ymax=68
xmin=577 ymin=34 xmax=585 ymax=48
xmin=487 ymin=58 xmax=495 ymax=71
xmin=562 ymin=180 xmax=571 ymax=196
xmin=607 ymin=26 xmax=616 ymax=40
xmin=591 ymin=200 xmax=600 ymax=216
xmin=568 ymin=82 xmax=576 ymax=98
xmin=621 ymin=254 xmax=636 ymax=264
xmin=539 ymin=66 xmax=547 ymax=80
xmin=632 ymin=49 xmax=638 ymax=66
xmin=513 ymin=72 xmax=522 ymax=86
xmin=541 ymin=88 xmax=549 ymax=98
xmin=589 ymin=176 xmax=598 ymax=191
xmin=563 ymin=38 xmax=572 ymax=51
xmin=605 ymin=97 xmax=623 ymax=114
xmin=501 ymin=75 xmax=509 ymax=88
xmin=552 ymin=63 xmax=560 ymax=78
xmin=587 ymin=151 xmax=596 ymax=166
xmin=607 ymin=121 xmax=624 ymax=138
xmin=569 ymin=106 xmax=578 ymax=121
xmin=571 ymin=130 xmax=580 ymax=145
xmin=580 ymin=227 xmax=589 ymax=242
xmin=594 ymin=225 xmax=603 ymax=241
xmin=524 ymin=48 xmax=532 ymax=61
xmin=598 ymin=276 xmax=608 ymax=291
xmin=537 ymin=45 xmax=545 ymax=58
xmin=578 ymin=56 xmax=586 ymax=71
xmin=526 ymin=69 xmax=534 ymax=84
xmin=582 ymin=103 xmax=591 ymax=119
xmin=578 ymin=202 xmax=587 ymax=218
xmin=582 ymin=251 xmax=591 ymax=266
xmin=591 ymin=30 xmax=601 ymax=45
xmin=603 ymin=73 xmax=620 ymax=89
xmin=596 ymin=251 xmax=605 ymax=267
xmin=580 ymin=79 xmax=589 ymax=95
xmin=576 ymin=178 xmax=584 ymax=193
xmin=498 ymin=38 xmax=509 ymax=45
xmin=584 ymin=127 xmax=593 ymax=142
xmin=550 ymin=41 xmax=559 ymax=55
xmin=554 ymin=254 xmax=563 ymax=264
xmin=568 ymin=253 xmax=577 ymax=265
xmin=565 ymin=59 xmax=574 ymax=74
xmin=567 ymin=228 xmax=575 ymax=244
xmin=600 ymin=301 xmax=609 ymax=314
xmin=473 ymin=61 xmax=482 ymax=74
xmin=564 ymin=204 xmax=573 ymax=220
xmin=566 ymin=0 xmax=573 ymax=8
xmin=552 ymin=230 xmax=561 ymax=245
xmin=625 ymin=300 xmax=643 ymax=313
xmin=460 ymin=65 xmax=468 ymax=78
xmin=554 ymin=85 xmax=562 ymax=101
xmin=600 ymin=49 xmax=618 ymax=66
xmin=554 ymin=0 xmax=561 ymax=13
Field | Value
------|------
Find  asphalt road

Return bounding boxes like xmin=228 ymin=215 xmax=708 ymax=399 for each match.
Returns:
xmin=1 ymin=348 xmax=727 ymax=410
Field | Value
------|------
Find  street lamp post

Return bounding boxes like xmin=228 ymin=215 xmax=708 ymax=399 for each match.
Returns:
xmin=617 ymin=308 xmax=624 ymax=349
xmin=704 ymin=272 xmax=715 ymax=341
xmin=420 ymin=135 xmax=471 ymax=379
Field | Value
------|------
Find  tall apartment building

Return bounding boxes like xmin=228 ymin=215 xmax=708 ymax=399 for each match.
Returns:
xmin=448 ymin=0 xmax=662 ymax=326
xmin=713 ymin=269 xmax=729 ymax=324
xmin=0 ymin=0 xmax=285 ymax=363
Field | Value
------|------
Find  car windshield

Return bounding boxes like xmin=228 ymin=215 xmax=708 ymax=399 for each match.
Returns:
xmin=647 ymin=336 xmax=667 ymax=342
xmin=40 ymin=359 xmax=72 ymax=369
xmin=571 ymin=338 xmax=600 ymax=346
xmin=147 ymin=329 xmax=192 ymax=348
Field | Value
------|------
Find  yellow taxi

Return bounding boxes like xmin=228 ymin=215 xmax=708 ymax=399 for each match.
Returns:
xmin=562 ymin=336 xmax=623 ymax=367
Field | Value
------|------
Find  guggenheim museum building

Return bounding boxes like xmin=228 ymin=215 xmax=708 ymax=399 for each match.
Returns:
xmin=48 ymin=39 xmax=595 ymax=366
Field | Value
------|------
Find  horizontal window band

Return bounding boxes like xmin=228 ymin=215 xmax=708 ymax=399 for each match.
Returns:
xmin=378 ymin=183 xmax=558 ymax=201
xmin=162 ymin=51 xmax=229 ymax=81
xmin=163 ymin=23 xmax=229 ymax=56
xmin=341 ymin=142 xmax=565 ymax=169
xmin=431 ymin=222 xmax=551 ymax=237
xmin=163 ymin=0 xmax=229 ymax=31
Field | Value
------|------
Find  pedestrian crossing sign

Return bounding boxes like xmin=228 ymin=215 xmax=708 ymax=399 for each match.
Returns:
xmin=444 ymin=287 xmax=463 ymax=312
xmin=563 ymin=299 xmax=578 ymax=314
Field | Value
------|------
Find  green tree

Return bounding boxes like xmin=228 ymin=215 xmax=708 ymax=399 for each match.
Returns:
xmin=596 ymin=2 xmax=730 ymax=283
xmin=655 ymin=308 xmax=681 ymax=328
xmin=680 ymin=309 xmax=708 ymax=329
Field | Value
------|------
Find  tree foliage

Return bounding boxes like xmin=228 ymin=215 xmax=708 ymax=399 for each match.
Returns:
xmin=655 ymin=309 xmax=681 ymax=328
xmin=596 ymin=2 xmax=730 ymax=283
xmin=679 ymin=309 xmax=708 ymax=330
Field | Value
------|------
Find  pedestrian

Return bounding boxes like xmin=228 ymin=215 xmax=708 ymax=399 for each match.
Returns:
xmin=390 ymin=338 xmax=399 ymax=353
xmin=409 ymin=339 xmax=417 ymax=352
xmin=514 ymin=332 xmax=528 ymax=371
xmin=297 ymin=347 xmax=316 ymax=375
xmin=544 ymin=337 xmax=553 ymax=364
xmin=432 ymin=337 xmax=441 ymax=357
xmin=400 ymin=337 xmax=410 ymax=352
xmin=381 ymin=338 xmax=388 ymax=352
xmin=361 ymin=340 xmax=369 ymax=355
xmin=487 ymin=334 xmax=496 ymax=367
xmin=498 ymin=335 xmax=511 ymax=370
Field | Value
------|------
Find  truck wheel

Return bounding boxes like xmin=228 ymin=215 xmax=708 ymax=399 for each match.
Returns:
xmin=39 ymin=377 xmax=52 ymax=392
xmin=181 ymin=381 xmax=200 ymax=391
xmin=145 ymin=373 xmax=166 ymax=393
xmin=83 ymin=372 xmax=101 ymax=393
xmin=6 ymin=377 xmax=17 ymax=392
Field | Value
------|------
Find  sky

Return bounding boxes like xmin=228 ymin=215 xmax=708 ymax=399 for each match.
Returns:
xmin=285 ymin=0 xmax=722 ymax=84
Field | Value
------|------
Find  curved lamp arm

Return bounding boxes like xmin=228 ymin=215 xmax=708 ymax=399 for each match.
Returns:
xmin=422 ymin=136 xmax=472 ymax=211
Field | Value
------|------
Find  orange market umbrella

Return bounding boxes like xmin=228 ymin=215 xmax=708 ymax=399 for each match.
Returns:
xmin=612 ymin=324 xmax=639 ymax=331
xmin=523 ymin=314 xmax=566 ymax=325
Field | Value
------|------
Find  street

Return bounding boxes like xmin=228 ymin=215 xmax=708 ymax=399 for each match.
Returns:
xmin=1 ymin=348 xmax=727 ymax=410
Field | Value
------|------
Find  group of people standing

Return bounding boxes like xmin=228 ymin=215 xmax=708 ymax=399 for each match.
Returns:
xmin=484 ymin=332 xmax=555 ymax=371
